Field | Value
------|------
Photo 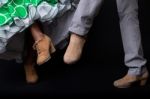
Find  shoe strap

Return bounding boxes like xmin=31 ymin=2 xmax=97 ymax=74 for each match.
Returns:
xmin=33 ymin=39 xmax=43 ymax=51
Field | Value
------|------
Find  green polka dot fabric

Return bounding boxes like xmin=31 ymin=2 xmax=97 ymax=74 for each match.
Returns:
xmin=0 ymin=0 xmax=58 ymax=26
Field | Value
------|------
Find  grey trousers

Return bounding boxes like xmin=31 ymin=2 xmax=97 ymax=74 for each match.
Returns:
xmin=69 ymin=0 xmax=146 ymax=75
xmin=116 ymin=0 xmax=146 ymax=75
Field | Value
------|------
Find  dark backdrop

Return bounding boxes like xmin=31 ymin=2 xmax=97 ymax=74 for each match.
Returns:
xmin=0 ymin=0 xmax=150 ymax=97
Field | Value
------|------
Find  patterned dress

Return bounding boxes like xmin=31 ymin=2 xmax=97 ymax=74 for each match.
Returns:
xmin=0 ymin=0 xmax=72 ymax=53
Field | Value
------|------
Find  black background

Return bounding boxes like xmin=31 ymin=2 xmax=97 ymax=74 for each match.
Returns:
xmin=0 ymin=0 xmax=150 ymax=97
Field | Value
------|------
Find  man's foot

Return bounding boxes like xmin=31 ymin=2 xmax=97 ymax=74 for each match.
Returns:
xmin=64 ymin=33 xmax=86 ymax=64
xmin=113 ymin=68 xmax=149 ymax=88
xmin=33 ymin=34 xmax=55 ymax=65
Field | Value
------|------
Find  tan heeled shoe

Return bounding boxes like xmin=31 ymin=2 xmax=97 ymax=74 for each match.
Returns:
xmin=63 ymin=33 xmax=86 ymax=64
xmin=33 ymin=34 xmax=56 ymax=65
xmin=24 ymin=63 xmax=38 ymax=84
xmin=113 ymin=69 xmax=149 ymax=88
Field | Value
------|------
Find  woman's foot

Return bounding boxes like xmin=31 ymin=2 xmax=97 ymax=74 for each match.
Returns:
xmin=64 ymin=33 xmax=86 ymax=64
xmin=24 ymin=63 xmax=38 ymax=84
xmin=33 ymin=34 xmax=56 ymax=65
xmin=113 ymin=68 xmax=149 ymax=88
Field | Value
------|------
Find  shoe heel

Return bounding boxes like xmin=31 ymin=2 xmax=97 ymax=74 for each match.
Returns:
xmin=140 ymin=79 xmax=147 ymax=86
xmin=24 ymin=63 xmax=38 ymax=84
xmin=49 ymin=41 xmax=56 ymax=53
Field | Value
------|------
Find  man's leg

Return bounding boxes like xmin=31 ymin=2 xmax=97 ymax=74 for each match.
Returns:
xmin=64 ymin=0 xmax=104 ymax=64
xmin=63 ymin=33 xmax=86 ymax=64
xmin=114 ymin=0 xmax=149 ymax=88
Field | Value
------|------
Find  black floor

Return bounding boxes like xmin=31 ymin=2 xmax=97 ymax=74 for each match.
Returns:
xmin=0 ymin=50 xmax=150 ymax=97
xmin=0 ymin=0 xmax=150 ymax=97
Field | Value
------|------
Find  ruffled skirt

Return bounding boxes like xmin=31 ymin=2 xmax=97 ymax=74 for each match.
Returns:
xmin=0 ymin=0 xmax=72 ymax=53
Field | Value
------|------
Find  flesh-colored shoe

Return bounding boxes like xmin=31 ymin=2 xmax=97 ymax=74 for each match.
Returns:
xmin=64 ymin=33 xmax=86 ymax=64
xmin=113 ymin=68 xmax=149 ymax=88
xmin=24 ymin=63 xmax=38 ymax=84
xmin=33 ymin=34 xmax=56 ymax=65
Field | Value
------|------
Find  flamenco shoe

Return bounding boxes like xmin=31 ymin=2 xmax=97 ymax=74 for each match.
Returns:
xmin=24 ymin=63 xmax=38 ymax=84
xmin=113 ymin=68 xmax=149 ymax=88
xmin=63 ymin=33 xmax=86 ymax=64
xmin=33 ymin=34 xmax=56 ymax=65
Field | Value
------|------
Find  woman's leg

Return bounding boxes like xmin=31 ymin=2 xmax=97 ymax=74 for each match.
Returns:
xmin=30 ymin=23 xmax=55 ymax=65
xmin=30 ymin=23 xmax=44 ymax=41
xmin=24 ymin=46 xmax=38 ymax=84
xmin=24 ymin=32 xmax=38 ymax=84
